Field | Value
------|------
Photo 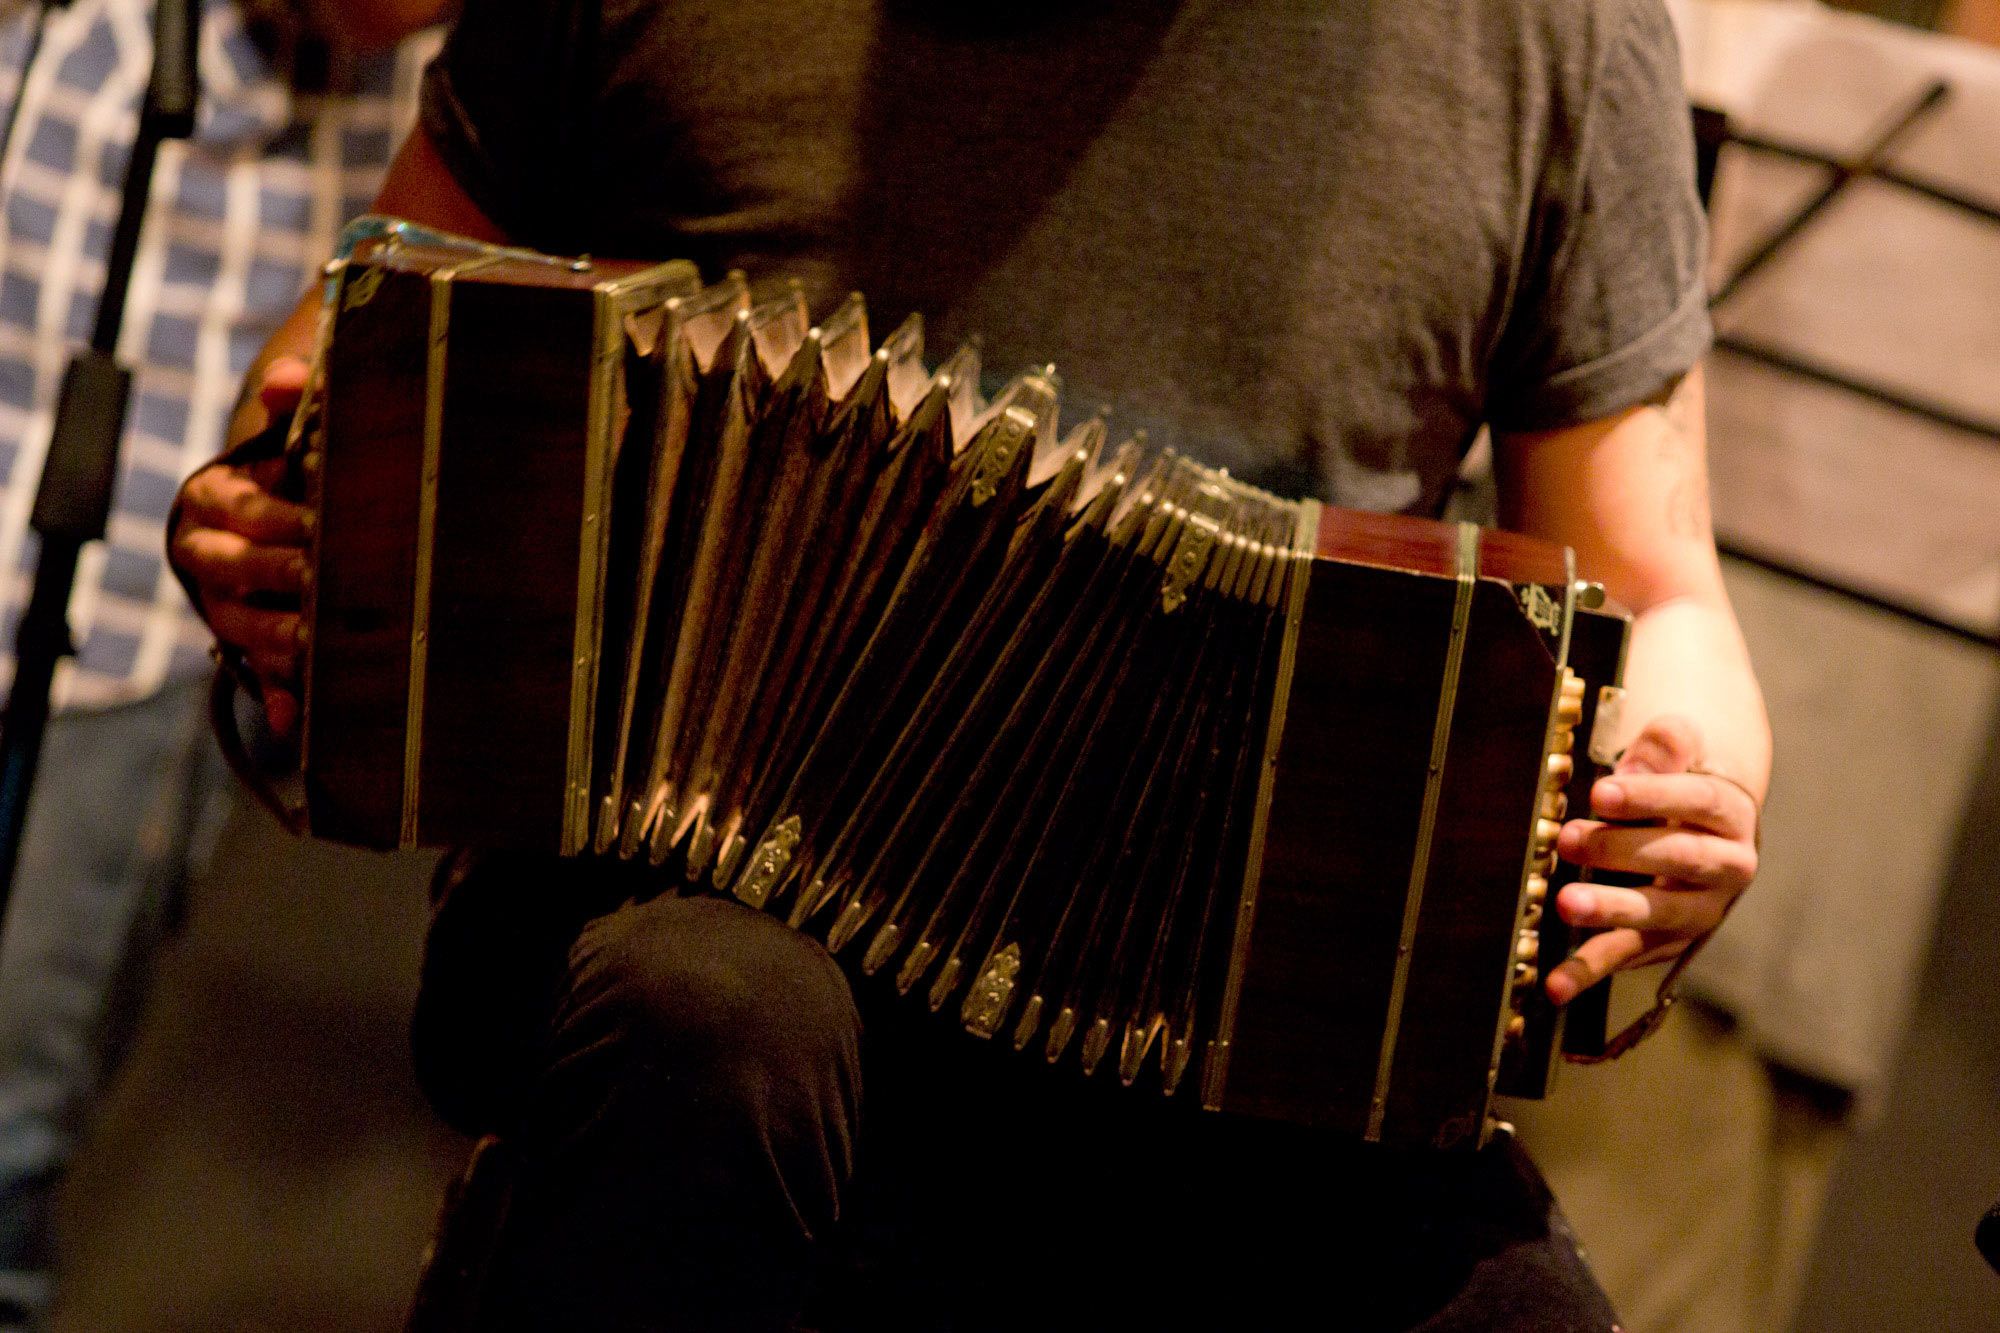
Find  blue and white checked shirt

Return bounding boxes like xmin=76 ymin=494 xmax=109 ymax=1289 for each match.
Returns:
xmin=0 ymin=0 xmax=434 ymax=710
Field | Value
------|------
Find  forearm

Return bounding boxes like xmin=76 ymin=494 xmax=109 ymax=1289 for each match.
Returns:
xmin=1496 ymin=366 xmax=1769 ymax=996
xmin=1497 ymin=365 xmax=1768 ymax=796
xmin=1618 ymin=592 xmax=1770 ymax=803
xmin=300 ymin=0 xmax=455 ymax=52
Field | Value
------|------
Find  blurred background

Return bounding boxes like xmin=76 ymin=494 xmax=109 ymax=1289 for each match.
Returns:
xmin=3 ymin=0 xmax=1998 ymax=1330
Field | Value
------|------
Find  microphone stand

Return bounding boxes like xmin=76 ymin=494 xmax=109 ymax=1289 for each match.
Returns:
xmin=0 ymin=0 xmax=201 ymax=927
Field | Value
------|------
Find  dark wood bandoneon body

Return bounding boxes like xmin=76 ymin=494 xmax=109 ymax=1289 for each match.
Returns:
xmin=1216 ymin=513 xmax=1620 ymax=1147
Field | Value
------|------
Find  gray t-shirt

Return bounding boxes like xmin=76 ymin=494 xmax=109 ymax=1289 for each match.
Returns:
xmin=420 ymin=0 xmax=1710 ymax=513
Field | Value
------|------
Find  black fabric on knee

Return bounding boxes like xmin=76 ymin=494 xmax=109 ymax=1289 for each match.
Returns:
xmin=468 ymin=890 xmax=862 ymax=1332
xmin=410 ymin=848 xmax=631 ymax=1136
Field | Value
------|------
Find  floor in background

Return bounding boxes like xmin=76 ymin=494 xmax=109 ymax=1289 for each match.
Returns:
xmin=1790 ymin=693 xmax=2000 ymax=1333
xmin=49 ymin=812 xmax=463 ymax=1333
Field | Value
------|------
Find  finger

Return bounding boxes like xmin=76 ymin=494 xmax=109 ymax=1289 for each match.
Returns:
xmin=1616 ymin=714 xmax=1703 ymax=776
xmin=243 ymin=453 xmax=294 ymax=494
xmin=264 ymin=685 xmax=299 ymax=738
xmin=1589 ymin=772 xmax=1756 ymax=839
xmin=259 ymin=357 xmax=310 ymax=414
xmin=1546 ymin=928 xmax=1645 ymax=1004
xmin=1556 ymin=880 xmax=1728 ymax=937
xmin=206 ymin=599 xmax=305 ymax=662
xmin=170 ymin=527 xmax=308 ymax=600
xmin=243 ymin=648 xmax=300 ymax=683
xmin=1558 ymin=820 xmax=1757 ymax=889
xmin=1546 ymin=929 xmax=1696 ymax=1004
xmin=178 ymin=468 xmax=310 ymax=544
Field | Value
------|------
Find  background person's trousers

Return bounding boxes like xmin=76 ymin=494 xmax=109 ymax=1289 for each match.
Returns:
xmin=413 ymin=849 xmax=1622 ymax=1332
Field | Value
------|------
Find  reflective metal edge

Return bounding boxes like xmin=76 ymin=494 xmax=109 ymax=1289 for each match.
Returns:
xmin=579 ymin=264 xmax=701 ymax=855
xmin=600 ymin=259 xmax=701 ymax=300
xmin=1201 ymin=498 xmax=1320 ymax=1112
xmin=398 ymin=265 xmax=453 ymax=846
xmin=296 ymin=257 xmax=346 ymax=829
xmin=561 ymin=269 xmax=692 ymax=854
xmin=1555 ymin=546 xmax=1578 ymax=672
xmin=1477 ymin=546 xmax=1581 ymax=1148
xmin=1364 ymin=520 xmax=1481 ymax=1142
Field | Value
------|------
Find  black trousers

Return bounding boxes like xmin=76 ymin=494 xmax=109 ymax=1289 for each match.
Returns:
xmin=413 ymin=850 xmax=1621 ymax=1332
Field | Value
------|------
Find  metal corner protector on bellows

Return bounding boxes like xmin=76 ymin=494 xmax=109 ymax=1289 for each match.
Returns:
xmin=1363 ymin=520 xmax=1481 ymax=1142
xmin=566 ymin=264 xmax=704 ymax=849
xmin=1478 ymin=546 xmax=1582 ymax=1144
xmin=400 ymin=254 xmax=501 ymax=848
xmin=1202 ymin=499 xmax=1320 ymax=1112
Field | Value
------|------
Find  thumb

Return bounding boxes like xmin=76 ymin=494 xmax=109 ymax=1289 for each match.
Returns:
xmin=1615 ymin=713 xmax=1704 ymax=777
xmin=258 ymin=357 xmax=311 ymax=416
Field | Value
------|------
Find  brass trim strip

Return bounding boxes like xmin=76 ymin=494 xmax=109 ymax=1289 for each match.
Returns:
xmin=1365 ymin=520 xmax=1481 ymax=1141
xmin=400 ymin=256 xmax=500 ymax=847
xmin=563 ymin=282 xmax=629 ymax=854
xmin=1556 ymin=546 xmax=1578 ymax=673
xmin=296 ymin=257 xmax=346 ymax=816
xmin=582 ymin=269 xmax=696 ymax=857
xmin=1202 ymin=498 xmax=1319 ymax=1111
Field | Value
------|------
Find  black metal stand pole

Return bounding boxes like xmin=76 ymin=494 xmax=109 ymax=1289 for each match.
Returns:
xmin=1709 ymin=78 xmax=1949 ymax=308
xmin=0 ymin=0 xmax=200 ymax=922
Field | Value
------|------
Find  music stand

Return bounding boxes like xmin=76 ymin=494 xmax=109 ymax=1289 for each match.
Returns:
xmin=1697 ymin=77 xmax=2000 ymax=648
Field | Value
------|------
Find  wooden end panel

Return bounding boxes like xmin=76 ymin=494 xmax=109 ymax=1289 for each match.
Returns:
xmin=1217 ymin=559 xmax=1455 ymax=1134
xmin=1476 ymin=527 xmax=1571 ymax=591
xmin=1379 ymin=577 xmax=1555 ymax=1149
xmin=1314 ymin=507 xmax=1457 ymax=576
xmin=415 ymin=282 xmax=599 ymax=850
xmin=303 ymin=266 xmax=431 ymax=848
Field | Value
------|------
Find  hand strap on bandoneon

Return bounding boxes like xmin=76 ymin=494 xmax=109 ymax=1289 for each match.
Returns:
xmin=208 ymin=651 xmax=308 ymax=836
xmin=1564 ymin=933 xmax=1709 ymax=1064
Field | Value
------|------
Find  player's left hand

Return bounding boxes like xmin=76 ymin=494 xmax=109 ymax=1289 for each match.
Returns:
xmin=1545 ymin=714 xmax=1759 ymax=1005
xmin=169 ymin=356 xmax=312 ymax=735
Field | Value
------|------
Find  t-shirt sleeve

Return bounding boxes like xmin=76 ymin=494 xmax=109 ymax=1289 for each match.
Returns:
xmin=417 ymin=0 xmax=599 ymax=243
xmin=1486 ymin=0 xmax=1712 ymax=432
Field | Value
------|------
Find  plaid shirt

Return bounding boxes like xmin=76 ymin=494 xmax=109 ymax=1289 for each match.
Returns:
xmin=0 ymin=0 xmax=434 ymax=711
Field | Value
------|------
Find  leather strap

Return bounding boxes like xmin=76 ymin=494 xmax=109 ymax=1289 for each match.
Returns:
xmin=208 ymin=650 xmax=307 ymax=836
xmin=1565 ymin=932 xmax=1709 ymax=1064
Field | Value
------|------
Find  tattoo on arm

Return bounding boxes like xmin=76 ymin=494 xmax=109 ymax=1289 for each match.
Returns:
xmin=1645 ymin=375 xmax=1711 ymax=539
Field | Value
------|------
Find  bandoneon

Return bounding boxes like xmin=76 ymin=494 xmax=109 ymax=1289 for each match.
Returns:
xmin=283 ymin=220 xmax=1629 ymax=1150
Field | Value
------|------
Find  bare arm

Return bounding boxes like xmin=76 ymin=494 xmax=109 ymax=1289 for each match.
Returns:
xmin=1494 ymin=365 xmax=1770 ymax=1002
xmin=301 ymin=0 xmax=457 ymax=52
